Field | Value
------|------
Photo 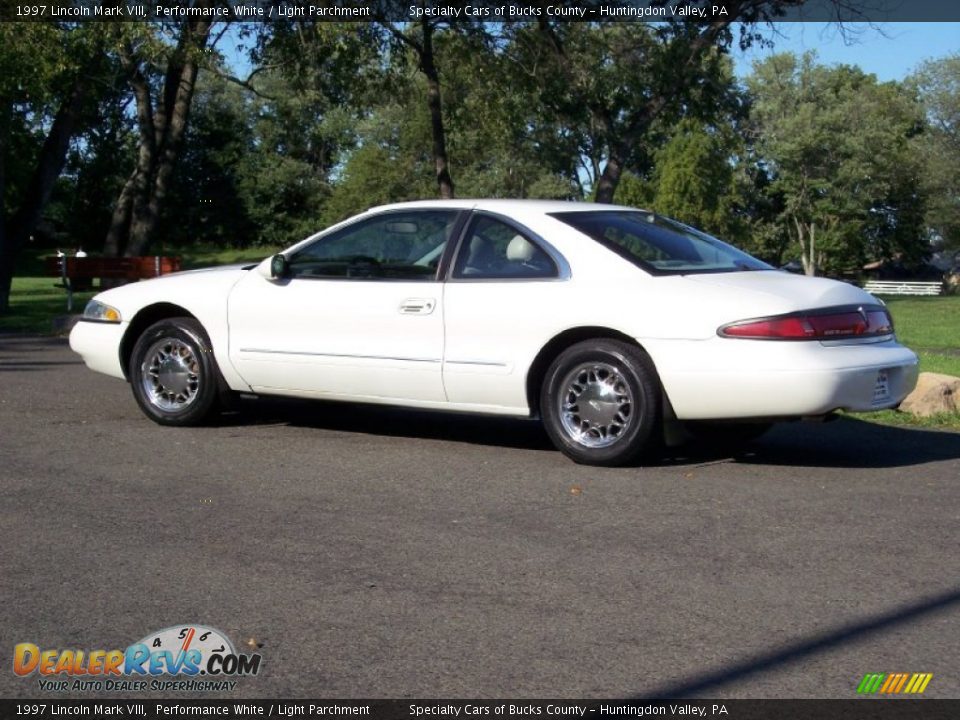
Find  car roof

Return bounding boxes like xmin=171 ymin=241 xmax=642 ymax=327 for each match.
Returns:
xmin=367 ymin=199 xmax=643 ymax=215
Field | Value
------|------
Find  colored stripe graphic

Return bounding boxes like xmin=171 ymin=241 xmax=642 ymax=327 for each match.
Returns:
xmin=880 ymin=674 xmax=897 ymax=693
xmin=889 ymin=673 xmax=909 ymax=693
xmin=896 ymin=674 xmax=911 ymax=693
xmin=857 ymin=673 xmax=885 ymax=693
xmin=857 ymin=672 xmax=932 ymax=694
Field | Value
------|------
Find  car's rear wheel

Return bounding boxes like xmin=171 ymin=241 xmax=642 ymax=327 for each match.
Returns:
xmin=129 ymin=318 xmax=221 ymax=426
xmin=541 ymin=340 xmax=661 ymax=466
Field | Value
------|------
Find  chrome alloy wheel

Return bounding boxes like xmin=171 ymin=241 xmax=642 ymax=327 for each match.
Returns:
xmin=558 ymin=362 xmax=634 ymax=448
xmin=140 ymin=338 xmax=201 ymax=412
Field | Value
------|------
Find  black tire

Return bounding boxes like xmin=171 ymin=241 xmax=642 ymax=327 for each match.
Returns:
xmin=540 ymin=339 xmax=662 ymax=466
xmin=684 ymin=421 xmax=772 ymax=449
xmin=129 ymin=317 xmax=221 ymax=426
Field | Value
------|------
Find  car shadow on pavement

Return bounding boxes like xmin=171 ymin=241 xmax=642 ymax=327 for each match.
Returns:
xmin=731 ymin=417 xmax=960 ymax=470
xmin=633 ymin=586 xmax=960 ymax=699
xmin=0 ymin=336 xmax=71 ymax=351
xmin=227 ymin=398 xmax=960 ymax=468
xmin=0 ymin=359 xmax=83 ymax=371
xmin=225 ymin=396 xmax=557 ymax=452
xmin=0 ymin=336 xmax=81 ymax=371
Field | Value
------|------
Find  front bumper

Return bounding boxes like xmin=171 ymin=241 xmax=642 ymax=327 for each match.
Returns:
xmin=644 ymin=336 xmax=919 ymax=420
xmin=69 ymin=319 xmax=127 ymax=380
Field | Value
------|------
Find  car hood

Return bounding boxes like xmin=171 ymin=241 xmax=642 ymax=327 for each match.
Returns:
xmin=163 ymin=263 xmax=253 ymax=277
xmin=119 ymin=262 xmax=252 ymax=289
xmin=89 ymin=263 xmax=253 ymax=318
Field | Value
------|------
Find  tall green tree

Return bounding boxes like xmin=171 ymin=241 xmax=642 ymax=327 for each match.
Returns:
xmin=909 ymin=55 xmax=960 ymax=251
xmin=747 ymin=53 xmax=926 ymax=275
xmin=376 ymin=15 xmax=495 ymax=199
xmin=650 ymin=119 xmax=744 ymax=241
xmin=322 ymin=27 xmax=580 ymax=224
xmin=510 ymin=4 xmax=804 ymax=204
xmin=246 ymin=22 xmax=388 ymax=232
xmin=437 ymin=29 xmax=580 ymax=200
xmin=102 ymin=14 xmax=217 ymax=258
xmin=0 ymin=23 xmax=106 ymax=313
xmin=156 ymin=73 xmax=257 ymax=249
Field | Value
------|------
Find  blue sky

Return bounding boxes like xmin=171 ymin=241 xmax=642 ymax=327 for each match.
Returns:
xmin=222 ymin=21 xmax=957 ymax=82
xmin=733 ymin=22 xmax=959 ymax=80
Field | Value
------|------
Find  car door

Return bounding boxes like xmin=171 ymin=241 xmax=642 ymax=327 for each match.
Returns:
xmin=227 ymin=209 xmax=463 ymax=403
xmin=442 ymin=212 xmax=571 ymax=413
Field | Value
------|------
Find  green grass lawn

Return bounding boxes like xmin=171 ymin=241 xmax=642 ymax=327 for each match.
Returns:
xmin=885 ymin=295 xmax=960 ymax=376
xmin=882 ymin=296 xmax=960 ymax=349
xmin=881 ymin=296 xmax=960 ymax=379
xmin=0 ymin=277 xmax=96 ymax=334
xmin=2 ymin=260 xmax=958 ymax=429
xmin=849 ymin=295 xmax=960 ymax=431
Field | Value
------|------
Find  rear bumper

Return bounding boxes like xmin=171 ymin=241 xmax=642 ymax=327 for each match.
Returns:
xmin=644 ymin=336 xmax=919 ymax=420
xmin=69 ymin=319 xmax=126 ymax=379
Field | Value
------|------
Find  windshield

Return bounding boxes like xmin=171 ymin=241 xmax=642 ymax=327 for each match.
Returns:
xmin=551 ymin=210 xmax=772 ymax=276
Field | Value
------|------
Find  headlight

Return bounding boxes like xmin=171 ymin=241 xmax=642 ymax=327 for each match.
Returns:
xmin=82 ymin=299 xmax=122 ymax=323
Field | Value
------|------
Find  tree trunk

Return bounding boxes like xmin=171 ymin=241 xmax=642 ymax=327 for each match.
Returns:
xmin=594 ymin=152 xmax=625 ymax=205
xmin=794 ymin=216 xmax=817 ymax=277
xmin=806 ymin=221 xmax=817 ymax=276
xmin=419 ymin=20 xmax=454 ymax=199
xmin=126 ymin=44 xmax=205 ymax=256
xmin=118 ymin=50 xmax=158 ymax=257
xmin=0 ymin=78 xmax=88 ymax=313
xmin=102 ymin=169 xmax=137 ymax=257
xmin=108 ymin=18 xmax=212 ymax=258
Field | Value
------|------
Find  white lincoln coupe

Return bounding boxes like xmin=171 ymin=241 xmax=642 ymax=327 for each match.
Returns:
xmin=70 ymin=200 xmax=919 ymax=466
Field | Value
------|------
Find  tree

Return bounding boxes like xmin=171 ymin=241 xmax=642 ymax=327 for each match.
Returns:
xmin=650 ymin=119 xmax=746 ymax=242
xmin=910 ymin=55 xmax=960 ymax=251
xmin=435 ymin=29 xmax=580 ymax=200
xmin=0 ymin=23 xmax=105 ymax=313
xmin=747 ymin=53 xmax=926 ymax=276
xmin=376 ymin=16 xmax=489 ymax=199
xmin=103 ymin=14 xmax=217 ymax=258
xmin=322 ymin=25 xmax=580 ymax=223
xmin=230 ymin=22 xmax=387 ymax=233
xmin=156 ymin=72 xmax=258 ymax=249
xmin=511 ymin=4 xmax=804 ymax=204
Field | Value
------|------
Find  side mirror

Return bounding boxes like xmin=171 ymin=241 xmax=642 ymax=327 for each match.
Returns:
xmin=270 ymin=254 xmax=290 ymax=279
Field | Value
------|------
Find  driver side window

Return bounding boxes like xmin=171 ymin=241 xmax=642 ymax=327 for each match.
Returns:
xmin=452 ymin=216 xmax=558 ymax=280
xmin=289 ymin=210 xmax=458 ymax=280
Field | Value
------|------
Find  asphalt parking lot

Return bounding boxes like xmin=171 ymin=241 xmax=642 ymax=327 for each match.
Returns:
xmin=1 ymin=335 xmax=959 ymax=700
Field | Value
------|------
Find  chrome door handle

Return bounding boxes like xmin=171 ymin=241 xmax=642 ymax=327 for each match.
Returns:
xmin=399 ymin=298 xmax=436 ymax=315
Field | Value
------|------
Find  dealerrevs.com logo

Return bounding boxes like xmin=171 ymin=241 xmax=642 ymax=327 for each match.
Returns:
xmin=14 ymin=624 xmax=262 ymax=692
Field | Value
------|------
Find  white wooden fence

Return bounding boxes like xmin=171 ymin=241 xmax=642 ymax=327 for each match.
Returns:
xmin=862 ymin=280 xmax=943 ymax=296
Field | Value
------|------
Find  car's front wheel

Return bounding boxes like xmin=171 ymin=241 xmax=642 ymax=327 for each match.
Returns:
xmin=541 ymin=340 xmax=662 ymax=466
xmin=129 ymin=318 xmax=221 ymax=426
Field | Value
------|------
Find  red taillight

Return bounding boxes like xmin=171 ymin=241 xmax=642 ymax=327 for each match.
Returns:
xmin=720 ymin=306 xmax=894 ymax=340
xmin=722 ymin=316 xmax=817 ymax=338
